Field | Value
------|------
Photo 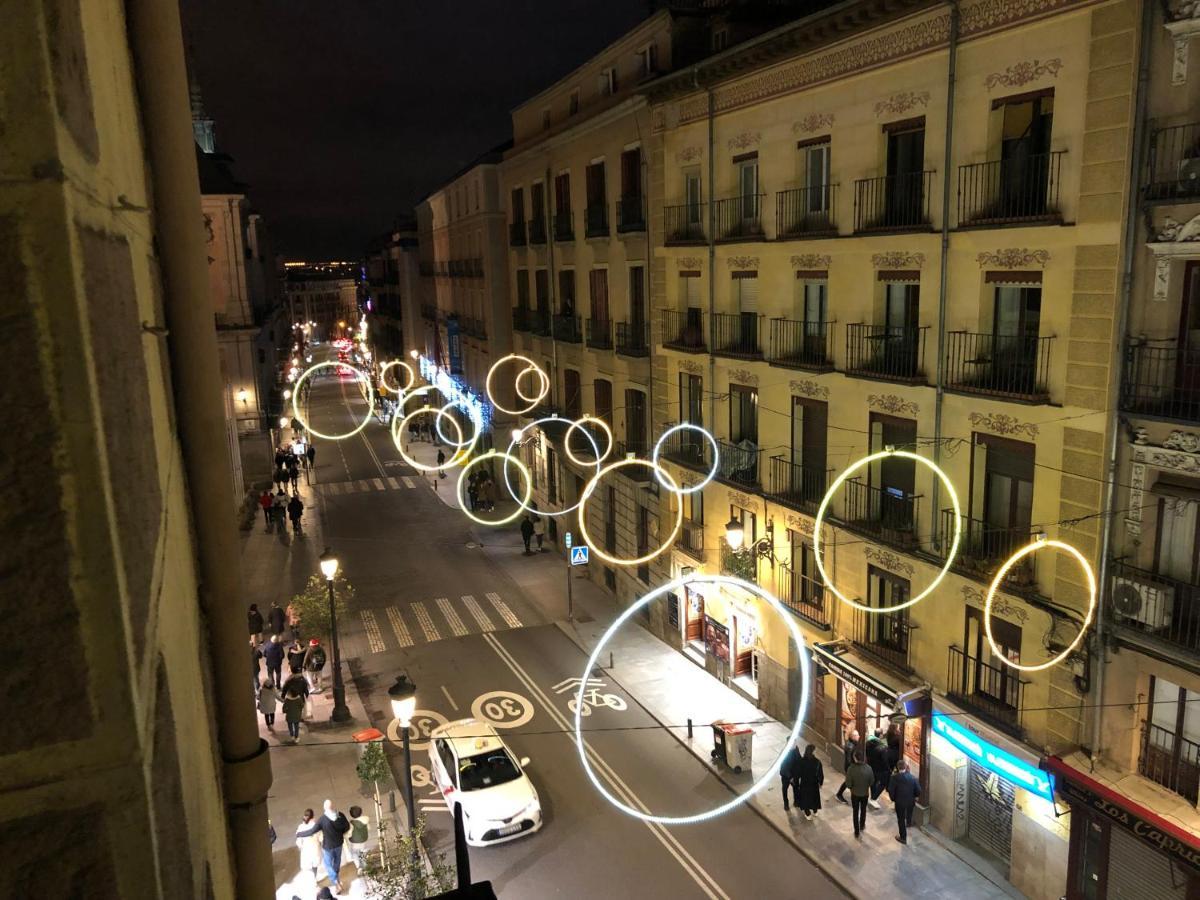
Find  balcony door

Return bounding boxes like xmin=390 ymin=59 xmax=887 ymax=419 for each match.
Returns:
xmin=629 ymin=266 xmax=646 ymax=330
xmin=534 ymin=270 xmax=549 ymax=328
xmin=867 ymin=566 xmax=910 ymax=654
xmin=998 ymin=92 xmax=1053 ymax=216
xmin=589 ymin=269 xmax=609 ymax=325
xmin=594 ymin=378 xmax=613 ymax=427
xmin=993 ymin=284 xmax=1042 ymax=394
xmin=564 ymin=369 xmax=582 ymax=419
xmin=531 ymin=182 xmax=546 ymax=224
xmin=621 ymin=148 xmax=642 ymax=200
xmin=801 ymin=140 xmax=831 ymax=213
xmin=733 ymin=272 xmax=759 ymax=351
xmin=964 ymin=607 xmax=1021 ymax=709
xmin=790 ymin=398 xmax=827 ymax=501
xmin=1177 ymin=262 xmax=1200 ymax=402
xmin=738 ymin=157 xmax=760 ymax=222
xmin=869 ymin=414 xmax=916 ymax=534
xmin=680 ymin=372 xmax=704 ymax=465
xmin=884 ymin=282 xmax=920 ymax=375
xmin=685 ymin=170 xmax=703 ymax=226
xmin=885 ymin=122 xmax=924 ymax=225
xmin=973 ymin=434 xmax=1034 ymax=564
xmin=625 ymin=389 xmax=647 ymax=455
xmin=1155 ymin=495 xmax=1199 ymax=583
xmin=555 ymin=172 xmax=571 ymax=217
xmin=796 ymin=278 xmax=828 ymax=361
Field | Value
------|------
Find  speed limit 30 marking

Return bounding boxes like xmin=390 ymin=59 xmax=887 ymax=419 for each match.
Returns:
xmin=471 ymin=690 xmax=534 ymax=729
xmin=386 ymin=708 xmax=449 ymax=750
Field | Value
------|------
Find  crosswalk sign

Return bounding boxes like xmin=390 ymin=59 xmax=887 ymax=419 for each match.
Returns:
xmin=570 ymin=546 xmax=590 ymax=566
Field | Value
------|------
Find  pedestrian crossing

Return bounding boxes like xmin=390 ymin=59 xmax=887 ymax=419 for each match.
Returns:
xmin=361 ymin=592 xmax=524 ymax=652
xmin=317 ymin=476 xmax=417 ymax=496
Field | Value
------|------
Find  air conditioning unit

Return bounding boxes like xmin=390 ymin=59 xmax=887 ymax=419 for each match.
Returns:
xmin=1179 ymin=158 xmax=1200 ymax=190
xmin=1111 ymin=576 xmax=1174 ymax=631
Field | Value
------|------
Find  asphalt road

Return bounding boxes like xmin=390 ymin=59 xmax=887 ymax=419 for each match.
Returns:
xmin=299 ymin=361 xmax=844 ymax=899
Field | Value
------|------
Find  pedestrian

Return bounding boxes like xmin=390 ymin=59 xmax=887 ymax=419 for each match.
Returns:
xmin=520 ymin=515 xmax=535 ymax=555
xmin=295 ymin=809 xmax=322 ymax=883
xmin=467 ymin=472 xmax=479 ymax=512
xmin=409 ymin=419 xmax=419 ymax=443
xmin=287 ymin=638 xmax=307 ymax=676
xmin=282 ymin=687 xmax=305 ymax=742
xmin=888 ymin=760 xmax=921 ymax=844
xmin=283 ymin=669 xmax=310 ymax=700
xmin=257 ymin=678 xmax=279 ymax=730
xmin=274 ymin=465 xmax=288 ymax=491
xmin=267 ymin=600 xmax=287 ymax=638
xmin=289 ymin=463 xmax=300 ymax=493
xmin=288 ymin=494 xmax=304 ymax=534
xmin=273 ymin=489 xmax=287 ymax=529
xmin=275 ymin=448 xmax=287 ymax=470
xmin=263 ymin=633 xmax=284 ymax=687
xmin=533 ymin=513 xmax=545 ymax=551
xmin=294 ymin=799 xmax=351 ymax=893
xmin=867 ymin=728 xmax=889 ymax=808
xmin=779 ymin=740 xmax=801 ymax=811
xmin=846 ymin=750 xmax=875 ymax=839
xmin=306 ymin=442 xmax=316 ymax=470
xmin=796 ymin=743 xmax=824 ymax=821
xmin=248 ymin=603 xmax=264 ymax=644
xmin=346 ymin=805 xmax=370 ymax=872
xmin=259 ymin=490 xmax=273 ymax=529
xmin=286 ymin=601 xmax=301 ymax=639
xmin=481 ymin=476 xmax=496 ymax=511
xmin=436 ymin=447 xmax=446 ymax=479
xmin=886 ymin=724 xmax=903 ymax=775
xmin=835 ymin=728 xmax=860 ymax=803
xmin=304 ymin=638 xmax=327 ymax=692
xmin=250 ymin=639 xmax=263 ymax=694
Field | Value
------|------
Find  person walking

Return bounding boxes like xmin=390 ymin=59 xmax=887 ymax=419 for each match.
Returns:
xmin=886 ymin=724 xmax=903 ymax=775
xmin=273 ymin=489 xmax=287 ymax=530
xmin=779 ymin=740 xmax=801 ymax=811
xmin=835 ymin=728 xmax=860 ymax=803
xmin=436 ymin=447 xmax=446 ymax=479
xmin=263 ymin=634 xmax=284 ymax=687
xmin=267 ymin=600 xmax=287 ymax=638
xmin=346 ymin=805 xmax=370 ymax=872
xmin=258 ymin=490 xmax=273 ymax=530
xmin=467 ymin=472 xmax=479 ymax=512
xmin=248 ymin=603 xmax=264 ymax=644
xmin=481 ymin=476 xmax=496 ymax=511
xmin=289 ymin=462 xmax=300 ymax=493
xmin=250 ymin=639 xmax=263 ymax=694
xmin=866 ymin=728 xmax=889 ymax=808
xmin=888 ymin=760 xmax=922 ymax=844
xmin=282 ymin=687 xmax=305 ymax=742
xmin=287 ymin=494 xmax=304 ymax=534
xmin=287 ymin=638 xmax=307 ymax=677
xmin=257 ymin=678 xmax=279 ymax=730
xmin=533 ymin=513 xmax=546 ymax=551
xmin=294 ymin=799 xmax=351 ymax=893
xmin=796 ymin=744 xmax=824 ymax=821
xmin=306 ymin=442 xmax=316 ymax=471
xmin=520 ymin=515 xmax=535 ymax=555
xmin=295 ymin=809 xmax=322 ymax=884
xmin=846 ymin=750 xmax=875 ymax=839
xmin=304 ymin=638 xmax=327 ymax=692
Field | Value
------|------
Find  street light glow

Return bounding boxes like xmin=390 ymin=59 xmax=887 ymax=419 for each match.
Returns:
xmin=724 ymin=517 xmax=745 ymax=551
xmin=319 ymin=547 xmax=339 ymax=581
xmin=388 ymin=675 xmax=418 ymax=727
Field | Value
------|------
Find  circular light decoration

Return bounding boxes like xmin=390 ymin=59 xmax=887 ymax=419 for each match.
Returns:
xmin=514 ymin=364 xmax=549 ymax=404
xmin=379 ymin=359 xmax=415 ymax=394
xmin=390 ymin=403 xmax=474 ymax=472
xmin=985 ymin=537 xmax=1097 ymax=672
xmin=573 ymin=572 xmax=810 ymax=825
xmin=292 ymin=361 xmax=375 ymax=440
xmin=486 ymin=354 xmax=549 ymax=416
xmin=563 ymin=416 xmax=614 ymax=467
xmin=456 ymin=450 xmax=533 ymax=526
xmin=503 ymin=418 xmax=600 ymax=517
xmin=651 ymin=423 xmax=720 ymax=495
xmin=812 ymin=449 xmax=962 ymax=614
xmin=434 ymin=398 xmax=481 ymax=452
xmin=577 ymin=459 xmax=684 ymax=567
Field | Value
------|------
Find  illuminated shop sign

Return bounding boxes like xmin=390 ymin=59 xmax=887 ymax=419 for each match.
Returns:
xmin=932 ymin=713 xmax=1054 ymax=802
xmin=417 ymin=355 xmax=490 ymax=430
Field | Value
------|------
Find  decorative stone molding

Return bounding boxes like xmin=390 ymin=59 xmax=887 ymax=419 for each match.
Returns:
xmin=678 ymin=359 xmax=703 ymax=375
xmin=727 ymin=255 xmax=760 ymax=270
xmin=785 ymin=513 xmax=814 ymax=536
xmin=729 ymin=368 xmax=759 ymax=386
xmin=1165 ymin=4 xmax=1200 ymax=84
xmin=968 ymin=411 xmax=1039 ymax=438
xmin=675 ymin=146 xmax=703 ymax=163
xmin=1165 ymin=430 xmax=1200 ymax=452
xmin=864 ymin=547 xmax=915 ymax=577
xmin=976 ymin=248 xmax=1050 ymax=269
xmin=792 ymin=112 xmax=835 ymax=134
xmin=961 ymin=584 xmax=1030 ymax=625
xmin=1127 ymin=433 xmax=1200 ymax=536
xmin=727 ymin=131 xmax=761 ymax=151
xmin=871 ymin=251 xmax=925 ymax=269
xmin=984 ymin=58 xmax=1062 ymax=89
xmin=868 ymin=394 xmax=918 ymax=416
xmin=677 ymin=256 xmax=704 ymax=270
xmin=728 ymin=489 xmax=755 ymax=509
xmin=874 ymin=90 xmax=930 ymax=118
xmin=1148 ymin=214 xmax=1200 ymax=302
xmin=790 ymin=379 xmax=830 ymax=400
xmin=791 ymin=254 xmax=832 ymax=269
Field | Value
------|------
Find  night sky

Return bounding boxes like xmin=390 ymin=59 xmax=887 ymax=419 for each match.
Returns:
xmin=184 ymin=0 xmax=651 ymax=260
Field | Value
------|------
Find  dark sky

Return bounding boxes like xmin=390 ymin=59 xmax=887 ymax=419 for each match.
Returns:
xmin=184 ymin=0 xmax=651 ymax=259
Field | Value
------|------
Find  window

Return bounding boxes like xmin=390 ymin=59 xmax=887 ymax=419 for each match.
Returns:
xmin=868 ymin=413 xmax=917 ymax=533
xmin=680 ymin=272 xmax=701 ymax=311
xmin=638 ymin=44 xmax=658 ymax=79
xmin=970 ymin=433 xmax=1034 ymax=562
xmin=790 ymin=397 xmax=828 ymax=501
xmin=713 ymin=27 xmax=729 ymax=51
xmin=884 ymin=119 xmax=926 ymax=225
xmin=683 ymin=489 xmax=703 ymax=525
xmin=589 ymin=269 xmax=609 ymax=323
xmin=798 ymin=138 xmax=831 ymax=212
xmin=625 ymin=389 xmax=647 ymax=455
xmin=458 ymin=748 xmax=522 ymax=791
xmin=629 ymin=265 xmax=646 ymax=326
xmin=737 ymin=156 xmax=759 ymax=219
xmin=729 ymin=384 xmax=757 ymax=445
xmin=787 ymin=532 xmax=825 ymax=620
xmin=530 ymin=182 xmax=546 ymax=224
xmin=594 ymin=378 xmax=613 ymax=425
xmin=564 ymin=369 xmax=582 ymax=419
xmin=547 ymin=447 xmax=559 ymax=504
xmin=637 ymin=506 xmax=651 ymax=583
xmin=684 ymin=169 xmax=703 ymax=224
xmin=542 ymin=108 xmax=551 ymax=131
xmin=586 ymin=161 xmax=606 ymax=207
xmin=732 ymin=272 xmax=758 ymax=314
xmin=797 ymin=278 xmax=827 ymax=329
xmin=1156 ymin=494 xmax=1199 ymax=582
xmin=568 ymin=89 xmax=580 ymax=116
xmin=510 ymin=188 xmax=525 ymax=224
xmin=680 ymin=372 xmax=703 ymax=425
xmin=620 ymin=147 xmax=642 ymax=199
xmin=866 ymin=567 xmax=911 ymax=654
xmin=994 ymin=91 xmax=1054 ymax=215
xmin=516 ymin=269 xmax=530 ymax=310
xmin=1140 ymin=676 xmax=1200 ymax=803
xmin=558 ymin=269 xmax=575 ymax=314
xmin=600 ymin=66 xmax=617 ymax=96
xmin=534 ymin=269 xmax=549 ymax=317
xmin=604 ymin=485 xmax=617 ymax=553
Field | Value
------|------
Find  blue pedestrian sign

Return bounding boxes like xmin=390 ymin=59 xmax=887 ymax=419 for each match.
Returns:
xmin=570 ymin=546 xmax=590 ymax=566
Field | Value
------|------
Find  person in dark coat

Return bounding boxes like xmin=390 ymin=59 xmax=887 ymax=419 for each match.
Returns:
xmin=262 ymin=634 xmax=284 ymax=687
xmin=250 ymin=640 xmax=263 ymax=693
xmin=796 ymin=743 xmax=824 ymax=820
xmin=520 ymin=515 xmax=535 ymax=555
xmin=295 ymin=799 xmax=352 ymax=893
xmin=779 ymin=741 xmax=802 ymax=811
xmin=287 ymin=494 xmax=304 ymax=533
xmin=436 ymin=447 xmax=446 ymax=479
xmin=287 ymin=638 xmax=307 ymax=676
xmin=846 ymin=751 xmax=875 ymax=839
xmin=306 ymin=443 xmax=316 ymax=470
xmin=835 ymin=728 xmax=860 ymax=803
xmin=888 ymin=760 xmax=922 ymax=844
xmin=885 ymin=724 xmax=903 ymax=775
xmin=248 ymin=603 xmax=264 ymax=643
xmin=267 ymin=600 xmax=287 ymax=637
xmin=866 ymin=728 xmax=889 ymax=806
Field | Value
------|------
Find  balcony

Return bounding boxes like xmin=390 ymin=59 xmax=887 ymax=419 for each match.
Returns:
xmin=766 ymin=456 xmax=831 ymax=515
xmin=531 ymin=308 xmax=551 ymax=336
xmin=616 ymin=195 xmax=645 ymax=233
xmin=1120 ymin=340 xmax=1200 ymax=422
xmin=665 ymin=203 xmax=706 ymax=244
xmin=767 ymin=318 xmax=835 ymax=371
xmin=1147 ymin=122 xmax=1200 ymax=202
xmin=720 ymin=544 xmax=758 ymax=583
xmin=528 ymin=217 xmax=547 ymax=245
xmin=957 ymin=151 xmax=1065 ymax=226
xmin=585 ymin=203 xmax=609 ymax=238
xmin=509 ymin=221 xmax=527 ymax=247
xmin=843 ymin=478 xmax=920 ymax=548
xmin=939 ymin=509 xmax=1038 ymax=592
xmin=553 ymin=212 xmax=574 ymax=242
xmin=662 ymin=309 xmax=706 ymax=352
xmin=615 ymin=321 xmax=650 ymax=358
xmin=658 ymin=422 xmax=714 ymax=473
xmin=851 ymin=608 xmax=915 ymax=674
xmin=845 ymin=323 xmax=928 ymax=383
xmin=853 ymin=171 xmax=934 ymax=232
xmin=947 ymin=646 xmax=1027 ymax=738
xmin=512 ymin=307 xmax=532 ymax=333
xmin=715 ymin=439 xmax=761 ymax=489
xmin=679 ymin=519 xmax=706 ymax=562
xmin=1110 ymin=558 xmax=1200 ymax=656
xmin=775 ymin=185 xmax=837 ymax=237
xmin=714 ymin=194 xmax=766 ymax=241
xmin=712 ymin=312 xmax=763 ymax=359
xmin=553 ymin=314 xmax=582 ymax=343
xmin=777 ymin=562 xmax=830 ymax=628
xmin=614 ymin=439 xmax=650 ymax=461
xmin=1140 ymin=722 xmax=1200 ymax=805
xmin=944 ymin=332 xmax=1054 ymax=402
xmin=586 ymin=317 xmax=612 ymax=350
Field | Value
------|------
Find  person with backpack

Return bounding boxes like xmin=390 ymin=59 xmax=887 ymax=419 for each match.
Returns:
xmin=346 ymin=805 xmax=370 ymax=872
xmin=304 ymin=638 xmax=327 ymax=692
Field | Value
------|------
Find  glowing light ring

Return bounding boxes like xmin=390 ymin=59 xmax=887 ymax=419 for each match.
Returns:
xmin=486 ymin=354 xmax=549 ymax=416
xmin=985 ymin=538 xmax=1097 ymax=672
xmin=456 ymin=451 xmax=534 ymax=527
xmin=563 ymin=416 xmax=614 ymax=467
xmin=379 ymin=360 xmax=415 ymax=394
xmin=391 ymin=406 xmax=472 ymax=472
xmin=503 ymin=418 xmax=600 ymax=517
xmin=577 ymin=459 xmax=684 ymax=567
xmin=813 ymin=449 xmax=961 ymax=613
xmin=292 ymin=361 xmax=375 ymax=440
xmin=651 ymin=423 xmax=720 ymax=495
xmin=514 ymin=364 xmax=549 ymax=404
xmin=434 ymin=397 xmax=481 ymax=451
xmin=574 ymin=572 xmax=810 ymax=825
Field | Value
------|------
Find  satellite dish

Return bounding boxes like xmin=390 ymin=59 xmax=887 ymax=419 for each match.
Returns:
xmin=1112 ymin=582 xmax=1144 ymax=618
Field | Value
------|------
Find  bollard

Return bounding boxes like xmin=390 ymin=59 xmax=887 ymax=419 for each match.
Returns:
xmin=687 ymin=718 xmax=693 ymax=740
xmin=609 ymin=651 xmax=614 ymax=670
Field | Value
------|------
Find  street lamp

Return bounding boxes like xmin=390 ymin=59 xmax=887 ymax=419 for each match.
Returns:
xmin=409 ymin=349 xmax=419 ymax=360
xmin=236 ymin=388 xmax=249 ymax=403
xmin=724 ymin=518 xmax=776 ymax=564
xmin=319 ymin=548 xmax=351 ymax=722
xmin=724 ymin=517 xmax=745 ymax=551
xmin=389 ymin=674 xmax=419 ymax=851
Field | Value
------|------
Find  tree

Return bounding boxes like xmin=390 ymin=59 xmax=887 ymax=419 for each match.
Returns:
xmin=289 ymin=572 xmax=354 ymax=642
xmin=360 ymin=817 xmax=456 ymax=900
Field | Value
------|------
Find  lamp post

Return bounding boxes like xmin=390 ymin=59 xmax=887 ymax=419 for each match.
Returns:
xmin=389 ymin=674 xmax=418 ymax=852
xmin=319 ymin=548 xmax=352 ymax=722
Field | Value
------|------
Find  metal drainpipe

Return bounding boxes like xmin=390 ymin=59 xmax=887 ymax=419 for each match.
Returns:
xmin=932 ymin=0 xmax=960 ymax=542
xmin=706 ymin=78 xmax=717 ymax=437
xmin=641 ymin=109 xmax=655 ymax=453
xmin=1092 ymin=0 xmax=1153 ymax=771
xmin=125 ymin=0 xmax=274 ymax=895
xmin=546 ymin=163 xmax=559 ymax=411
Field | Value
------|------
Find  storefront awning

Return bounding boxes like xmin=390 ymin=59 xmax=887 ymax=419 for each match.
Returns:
xmin=811 ymin=640 xmax=930 ymax=714
xmin=1043 ymin=755 xmax=1200 ymax=875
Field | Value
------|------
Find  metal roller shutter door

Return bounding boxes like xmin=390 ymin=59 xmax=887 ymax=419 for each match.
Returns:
xmin=967 ymin=761 xmax=1015 ymax=863
xmin=1106 ymin=825 xmax=1188 ymax=900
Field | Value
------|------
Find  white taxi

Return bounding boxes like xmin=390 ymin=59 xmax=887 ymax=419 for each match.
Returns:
xmin=428 ymin=718 xmax=543 ymax=846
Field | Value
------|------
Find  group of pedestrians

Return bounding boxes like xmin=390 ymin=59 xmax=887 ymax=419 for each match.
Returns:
xmin=519 ymin=511 xmax=546 ymax=555
xmin=779 ymin=742 xmax=824 ymax=820
xmin=293 ymin=798 xmax=371 ymax=896
xmin=465 ymin=469 xmax=498 ymax=512
xmin=249 ymin=601 xmax=328 ymax=744
xmin=832 ymin=726 xmax=922 ymax=844
xmin=260 ymin=442 xmax=314 ymax=534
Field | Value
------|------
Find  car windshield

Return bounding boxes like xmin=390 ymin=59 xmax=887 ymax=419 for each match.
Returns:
xmin=458 ymin=748 xmax=522 ymax=791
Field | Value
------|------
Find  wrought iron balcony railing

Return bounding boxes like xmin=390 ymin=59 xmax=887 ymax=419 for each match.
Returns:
xmin=553 ymin=314 xmax=582 ymax=343
xmin=947 ymin=645 xmax=1027 ymax=738
xmin=1120 ymin=340 xmax=1200 ymax=423
xmin=715 ymin=439 xmax=761 ymax=489
xmin=509 ymin=221 xmax=527 ymax=247
xmin=665 ymin=203 xmax=707 ymax=244
xmin=585 ymin=203 xmax=609 ymax=237
xmin=1146 ymin=122 xmax=1200 ymax=202
xmin=528 ymin=217 xmax=547 ymax=245
xmin=662 ymin=308 xmax=706 ymax=352
xmin=679 ymin=519 xmax=706 ymax=562
xmin=531 ymin=308 xmax=551 ymax=336
xmin=851 ymin=608 xmax=915 ymax=674
xmin=766 ymin=456 xmax=831 ymax=515
xmin=512 ymin=307 xmax=532 ymax=333
xmin=553 ymin=212 xmax=574 ymax=241
xmin=776 ymin=185 xmax=837 ymax=237
xmin=714 ymin=194 xmax=766 ymax=241
xmin=843 ymin=478 xmax=920 ymax=548
xmin=586 ymin=317 xmax=612 ymax=350
xmin=957 ymin=151 xmax=1064 ymax=225
xmin=944 ymin=332 xmax=1053 ymax=402
xmin=845 ymin=323 xmax=928 ymax=383
xmin=615 ymin=321 xmax=650 ymax=357
xmin=712 ymin=312 xmax=763 ymax=358
xmin=616 ymin=195 xmax=645 ymax=233
xmin=768 ymin=318 xmax=834 ymax=370
xmin=777 ymin=561 xmax=830 ymax=628
xmin=853 ymin=171 xmax=934 ymax=232
xmin=1110 ymin=558 xmax=1200 ymax=655
xmin=1140 ymin=721 xmax=1200 ymax=805
xmin=938 ymin=508 xmax=1037 ymax=591
xmin=657 ymin=422 xmax=714 ymax=474
xmin=720 ymin=543 xmax=758 ymax=583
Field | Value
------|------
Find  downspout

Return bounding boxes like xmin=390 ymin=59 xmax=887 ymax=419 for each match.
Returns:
xmin=705 ymin=73 xmax=717 ymax=437
xmin=1092 ymin=0 xmax=1153 ymax=771
xmin=640 ymin=107 xmax=655 ymax=452
xmin=125 ymin=2 xmax=274 ymax=896
xmin=546 ymin=163 xmax=559 ymax=411
xmin=931 ymin=0 xmax=960 ymax=542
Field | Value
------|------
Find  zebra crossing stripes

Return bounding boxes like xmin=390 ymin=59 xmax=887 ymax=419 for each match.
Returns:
xmin=386 ymin=606 xmax=413 ymax=648
xmin=319 ymin=477 xmax=415 ymax=496
xmin=371 ymin=477 xmax=385 ymax=491
xmin=485 ymin=592 xmax=521 ymax=628
xmin=461 ymin=595 xmax=496 ymax=632
xmin=361 ymin=593 xmax=525 ymax=653
xmin=360 ymin=609 xmax=386 ymax=653
xmin=402 ymin=476 xmax=416 ymax=489
xmin=435 ymin=597 xmax=469 ymax=636
xmin=411 ymin=601 xmax=440 ymax=642
xmin=386 ymin=477 xmax=401 ymax=489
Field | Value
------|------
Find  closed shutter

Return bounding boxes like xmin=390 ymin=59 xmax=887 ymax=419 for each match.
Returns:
xmin=681 ymin=274 xmax=700 ymax=310
xmin=967 ymin=762 xmax=1015 ymax=863
xmin=734 ymin=275 xmax=759 ymax=312
xmin=1107 ymin=826 xmax=1189 ymax=900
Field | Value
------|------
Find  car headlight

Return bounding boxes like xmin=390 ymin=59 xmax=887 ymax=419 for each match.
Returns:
xmin=520 ymin=796 xmax=541 ymax=820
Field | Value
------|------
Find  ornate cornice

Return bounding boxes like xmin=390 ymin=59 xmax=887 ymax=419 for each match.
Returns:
xmin=875 ymin=90 xmax=930 ymax=117
xmin=675 ymin=146 xmax=703 ymax=163
xmin=790 ymin=379 xmax=830 ymax=400
xmin=968 ymin=411 xmax=1039 ymax=438
xmin=1127 ymin=432 xmax=1200 ymax=535
xmin=678 ymin=359 xmax=703 ymax=375
xmin=961 ymin=585 xmax=1030 ymax=624
xmin=677 ymin=256 xmax=704 ymax=269
xmin=727 ymin=131 xmax=761 ymax=151
xmin=729 ymin=368 xmax=759 ymax=386
xmin=864 ymin=547 xmax=915 ymax=577
xmin=785 ymin=513 xmax=814 ymax=536
xmin=872 ymin=251 xmax=925 ymax=269
xmin=727 ymin=255 xmax=760 ymax=270
xmin=792 ymin=112 xmax=835 ymax=134
xmin=976 ymin=248 xmax=1050 ymax=268
xmin=791 ymin=254 xmax=832 ymax=269
xmin=984 ymin=57 xmax=1062 ymax=89
xmin=869 ymin=394 xmax=918 ymax=416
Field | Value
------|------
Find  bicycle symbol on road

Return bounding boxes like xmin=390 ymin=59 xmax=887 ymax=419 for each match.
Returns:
xmin=553 ymin=677 xmax=628 ymax=717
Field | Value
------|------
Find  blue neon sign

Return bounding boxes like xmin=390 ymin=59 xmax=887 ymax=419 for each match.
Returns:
xmin=932 ymin=713 xmax=1054 ymax=801
xmin=417 ymin=355 xmax=490 ymax=431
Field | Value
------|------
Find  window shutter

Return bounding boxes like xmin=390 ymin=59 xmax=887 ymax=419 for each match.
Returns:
xmin=736 ymin=276 xmax=759 ymax=312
